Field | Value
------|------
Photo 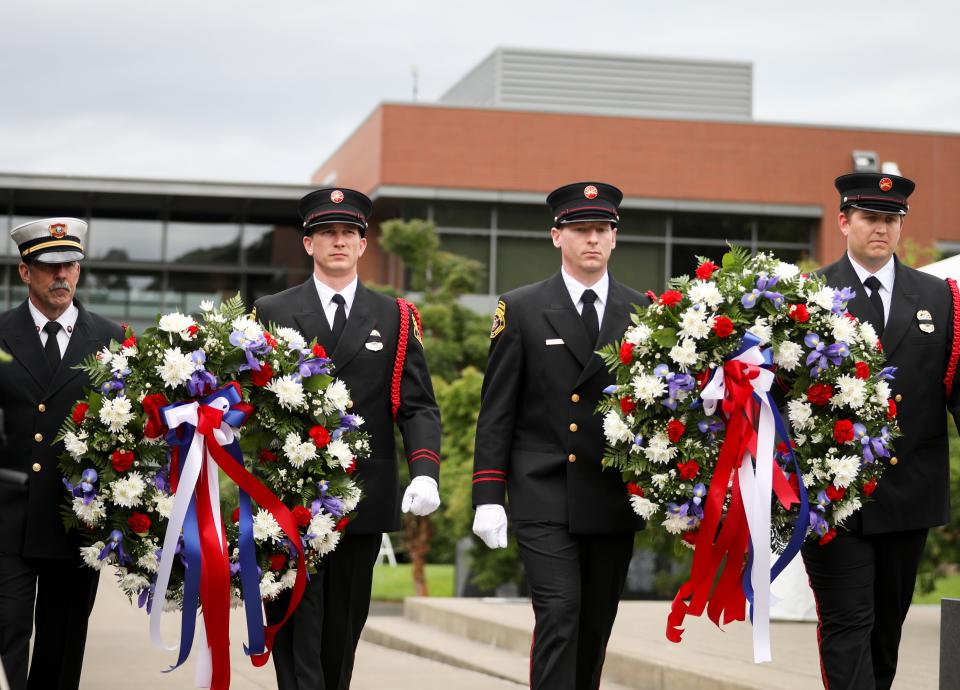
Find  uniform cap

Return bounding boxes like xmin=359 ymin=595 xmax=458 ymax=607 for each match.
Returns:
xmin=11 ymin=217 xmax=86 ymax=263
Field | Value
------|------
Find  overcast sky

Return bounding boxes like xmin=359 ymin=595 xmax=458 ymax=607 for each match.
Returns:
xmin=2 ymin=0 xmax=958 ymax=185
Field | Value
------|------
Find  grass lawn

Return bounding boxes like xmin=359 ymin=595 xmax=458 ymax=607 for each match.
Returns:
xmin=371 ymin=563 xmax=455 ymax=600
xmin=914 ymin=573 xmax=960 ymax=605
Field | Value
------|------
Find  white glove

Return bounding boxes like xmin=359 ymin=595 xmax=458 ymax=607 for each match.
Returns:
xmin=472 ymin=504 xmax=508 ymax=549
xmin=401 ymin=476 xmax=441 ymax=516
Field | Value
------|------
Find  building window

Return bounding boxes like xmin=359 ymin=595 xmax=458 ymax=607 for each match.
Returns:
xmin=673 ymin=213 xmax=752 ymax=240
xmin=617 ymin=210 xmax=667 ymax=237
xmin=437 ymin=234 xmax=489 ymax=292
xmin=88 ymin=217 xmax=164 ymax=262
xmin=609 ymin=243 xmax=665 ymax=292
xmin=433 ymin=201 xmax=491 ymax=229
xmin=166 ymin=221 xmax=240 ymax=265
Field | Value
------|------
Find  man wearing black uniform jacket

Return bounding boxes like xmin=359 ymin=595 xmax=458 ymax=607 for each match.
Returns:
xmin=803 ymin=171 xmax=960 ymax=690
xmin=471 ymin=182 xmax=648 ymax=690
xmin=255 ymin=187 xmax=442 ymax=690
xmin=0 ymin=218 xmax=124 ymax=690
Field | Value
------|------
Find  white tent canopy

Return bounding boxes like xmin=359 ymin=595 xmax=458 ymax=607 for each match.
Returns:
xmin=918 ymin=254 xmax=960 ymax=279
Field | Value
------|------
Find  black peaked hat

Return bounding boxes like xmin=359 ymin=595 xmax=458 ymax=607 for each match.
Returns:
xmin=299 ymin=188 xmax=374 ymax=237
xmin=834 ymin=172 xmax=915 ymax=216
xmin=546 ymin=182 xmax=622 ymax=227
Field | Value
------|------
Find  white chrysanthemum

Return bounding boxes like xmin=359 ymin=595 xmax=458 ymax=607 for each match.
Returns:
xmin=747 ymin=318 xmax=772 ymax=345
xmin=325 ymin=439 xmax=354 ymax=470
xmin=669 ymin=338 xmax=699 ymax=370
xmin=678 ymin=307 xmax=712 ymax=340
xmin=73 ymin=497 xmax=106 ymax=526
xmin=629 ymin=495 xmax=659 ymax=519
xmin=643 ymin=432 xmax=678 ymax=464
xmin=830 ymin=314 xmax=859 ymax=344
xmin=324 ymin=379 xmax=351 ymax=413
xmin=137 ymin=550 xmax=160 ymax=573
xmin=859 ymin=322 xmax=879 ymax=348
xmin=307 ymin=511 xmax=335 ymax=547
xmin=832 ymin=375 xmax=868 ymax=410
xmin=109 ymin=352 xmax=129 ymax=374
xmin=774 ymin=261 xmax=800 ymax=281
xmin=99 ymin=395 xmax=134 ymax=433
xmin=787 ymin=400 xmax=814 ymax=431
xmin=274 ymin=327 xmax=307 ymax=351
xmin=80 ymin=542 xmax=107 ymax=570
xmin=832 ymin=496 xmax=862 ymax=525
xmin=632 ymin=374 xmax=667 ymax=405
xmin=199 ymin=299 xmax=215 ymax=312
xmin=663 ymin=512 xmax=695 ymax=535
xmin=651 ymin=473 xmax=671 ymax=490
xmin=266 ymin=375 xmax=306 ymax=410
xmin=156 ymin=348 xmax=196 ymax=388
xmin=120 ymin=572 xmax=151 ymax=595
xmin=314 ymin=529 xmax=342 ymax=556
xmin=232 ymin=316 xmax=262 ymax=341
xmin=282 ymin=432 xmax=317 ymax=469
xmin=874 ymin=380 xmax=892 ymax=406
xmin=259 ymin=572 xmax=284 ymax=600
xmin=602 ymin=411 xmax=634 ymax=445
xmin=158 ymin=312 xmax=196 ymax=335
xmin=252 ymin=509 xmax=283 ymax=543
xmin=152 ymin=493 xmax=174 ymax=519
xmin=624 ymin=323 xmax=652 ymax=346
xmin=827 ymin=455 xmax=861 ymax=489
xmin=120 ymin=345 xmax=137 ymax=358
xmin=340 ymin=483 xmax=362 ymax=513
xmin=111 ymin=472 xmax=146 ymax=508
xmin=774 ymin=341 xmax=803 ymax=372
xmin=687 ymin=280 xmax=723 ymax=309
xmin=279 ymin=568 xmax=298 ymax=591
xmin=64 ymin=432 xmax=88 ymax=459
xmin=809 ymin=286 xmax=836 ymax=311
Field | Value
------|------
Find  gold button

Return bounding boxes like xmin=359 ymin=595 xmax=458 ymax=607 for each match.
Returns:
xmin=569 ymin=423 xmax=578 ymax=432
xmin=571 ymin=393 xmax=580 ymax=403
xmin=31 ymin=462 xmax=41 ymax=473
xmin=34 ymin=433 xmax=43 ymax=443
xmin=37 ymin=403 xmax=46 ymax=413
xmin=890 ymin=457 xmax=899 ymax=466
xmin=346 ymin=400 xmax=353 ymax=409
xmin=568 ymin=454 xmax=577 ymax=463
xmin=895 ymin=394 xmax=902 ymax=403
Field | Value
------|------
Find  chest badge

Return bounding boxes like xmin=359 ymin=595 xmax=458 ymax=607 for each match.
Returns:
xmin=916 ymin=309 xmax=932 ymax=321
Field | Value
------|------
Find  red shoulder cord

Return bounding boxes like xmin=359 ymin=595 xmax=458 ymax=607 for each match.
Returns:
xmin=391 ymin=298 xmax=422 ymax=421
xmin=945 ymin=278 xmax=960 ymax=397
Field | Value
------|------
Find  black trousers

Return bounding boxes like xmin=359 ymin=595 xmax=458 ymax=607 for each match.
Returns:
xmin=0 ymin=555 xmax=99 ymax=690
xmin=514 ymin=521 xmax=634 ymax=690
xmin=801 ymin=528 xmax=928 ymax=690
xmin=265 ymin=533 xmax=382 ymax=690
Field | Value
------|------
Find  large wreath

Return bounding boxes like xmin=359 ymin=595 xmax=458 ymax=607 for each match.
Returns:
xmin=598 ymin=247 xmax=899 ymax=659
xmin=56 ymin=295 xmax=369 ymax=682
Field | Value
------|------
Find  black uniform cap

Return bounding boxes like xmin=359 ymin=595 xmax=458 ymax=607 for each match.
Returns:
xmin=546 ymin=182 xmax=622 ymax=227
xmin=299 ymin=188 xmax=373 ymax=237
xmin=834 ymin=172 xmax=915 ymax=216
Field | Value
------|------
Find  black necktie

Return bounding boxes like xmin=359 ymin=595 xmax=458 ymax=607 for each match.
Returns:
xmin=330 ymin=294 xmax=347 ymax=344
xmin=580 ymin=289 xmax=600 ymax=346
xmin=863 ymin=276 xmax=885 ymax=337
xmin=43 ymin=321 xmax=62 ymax=370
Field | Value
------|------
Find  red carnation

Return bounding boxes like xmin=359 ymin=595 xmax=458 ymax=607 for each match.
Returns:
xmin=127 ymin=512 xmax=151 ymax=534
xmin=887 ymin=398 xmax=897 ymax=420
xmin=111 ymin=449 xmax=135 ymax=472
xmin=122 ymin=336 xmax=137 ymax=349
xmin=682 ymin=530 xmax=699 ymax=545
xmin=71 ymin=402 xmax=89 ymax=425
xmin=807 ymin=383 xmax=834 ymax=406
xmin=619 ymin=341 xmax=635 ymax=365
xmin=346 ymin=459 xmax=357 ymax=475
xmin=818 ymin=528 xmax=837 ymax=546
xmin=695 ymin=260 xmax=719 ymax=281
xmin=231 ymin=507 xmax=240 ymax=523
xmin=260 ymin=449 xmax=277 ymax=463
xmin=676 ymin=460 xmax=700 ymax=480
xmin=187 ymin=324 xmax=199 ymax=337
xmin=863 ymin=477 xmax=878 ymax=496
xmin=658 ymin=290 xmax=683 ymax=307
xmin=712 ymin=315 xmax=734 ymax=338
xmin=666 ymin=419 xmax=685 ymax=444
xmin=263 ymin=331 xmax=278 ymax=349
xmin=250 ymin=363 xmax=274 ymax=387
xmin=335 ymin=517 xmax=350 ymax=532
xmin=627 ymin=482 xmax=645 ymax=497
xmin=619 ymin=397 xmax=636 ymax=415
xmin=645 ymin=290 xmax=658 ymax=302
xmin=787 ymin=304 xmax=810 ymax=323
xmin=309 ymin=425 xmax=331 ymax=449
xmin=825 ymin=485 xmax=846 ymax=502
xmin=312 ymin=344 xmax=328 ymax=359
xmin=854 ymin=362 xmax=870 ymax=380
xmin=292 ymin=505 xmax=312 ymax=528
xmin=142 ymin=393 xmax=171 ymax=439
xmin=833 ymin=419 xmax=855 ymax=444
xmin=270 ymin=553 xmax=288 ymax=571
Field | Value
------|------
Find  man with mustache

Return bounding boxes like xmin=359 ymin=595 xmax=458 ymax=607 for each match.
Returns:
xmin=0 ymin=218 xmax=123 ymax=689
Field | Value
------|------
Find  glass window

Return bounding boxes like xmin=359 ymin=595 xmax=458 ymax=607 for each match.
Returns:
xmin=3 ymin=215 xmax=32 ymax=257
xmin=88 ymin=217 xmax=163 ymax=262
xmin=243 ymin=224 xmax=310 ymax=270
xmin=438 ymin=234 xmax=489 ymax=293
xmin=497 ymin=203 xmax=548 ymax=232
xmin=671 ymin=244 xmax=728 ymax=279
xmin=80 ymin=270 xmax=164 ymax=327
xmin=673 ymin=213 xmax=751 ymax=240
xmin=166 ymin=271 xmax=241 ymax=314
xmin=495 ymin=237 xmax=559 ymax=293
xmin=756 ymin=246 xmax=812 ymax=265
xmin=433 ymin=201 xmax=490 ymax=229
xmin=246 ymin=270 xmax=312 ymax=305
xmin=608 ymin=243 xmax=665 ymax=293
xmin=757 ymin=217 xmax=815 ymax=244
xmin=167 ymin=221 xmax=240 ymax=265
xmin=617 ymin=210 xmax=667 ymax=237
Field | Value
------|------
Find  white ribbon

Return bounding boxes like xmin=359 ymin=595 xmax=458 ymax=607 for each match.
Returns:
xmin=149 ymin=396 xmax=235 ymax=686
xmin=700 ymin=346 xmax=782 ymax=663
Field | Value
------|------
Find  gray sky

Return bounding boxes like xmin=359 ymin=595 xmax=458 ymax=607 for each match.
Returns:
xmin=2 ymin=0 xmax=958 ymax=184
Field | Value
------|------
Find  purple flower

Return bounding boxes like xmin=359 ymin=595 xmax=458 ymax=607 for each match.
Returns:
xmin=99 ymin=529 xmax=131 ymax=565
xmin=809 ymin=511 xmax=830 ymax=537
xmin=230 ymin=330 xmax=271 ymax=372
xmin=312 ymin=480 xmax=345 ymax=518
xmin=697 ymin=416 xmax=725 ymax=435
xmin=878 ymin=366 xmax=897 ymax=381
xmin=64 ymin=468 xmax=99 ymax=505
xmin=814 ymin=489 xmax=831 ymax=512
xmin=741 ymin=273 xmax=785 ymax=309
xmin=853 ymin=423 xmax=890 ymax=463
xmin=832 ymin=287 xmax=857 ymax=314
xmin=804 ymin=333 xmax=850 ymax=377
xmin=297 ymin=350 xmax=331 ymax=379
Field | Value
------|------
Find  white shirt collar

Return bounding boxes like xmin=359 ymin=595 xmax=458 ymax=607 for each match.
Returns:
xmin=847 ymin=253 xmax=895 ymax=293
xmin=313 ymin=274 xmax=358 ymax=311
xmin=560 ymin=268 xmax=609 ymax=307
xmin=27 ymin=298 xmax=78 ymax=335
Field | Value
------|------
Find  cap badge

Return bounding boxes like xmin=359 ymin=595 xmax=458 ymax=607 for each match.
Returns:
xmin=879 ymin=178 xmax=893 ymax=192
xmin=330 ymin=190 xmax=345 ymax=204
xmin=917 ymin=309 xmax=932 ymax=320
xmin=584 ymin=185 xmax=599 ymax=200
xmin=48 ymin=223 xmax=67 ymax=239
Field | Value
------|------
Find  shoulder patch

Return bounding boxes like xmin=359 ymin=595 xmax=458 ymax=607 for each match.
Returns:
xmin=490 ymin=300 xmax=506 ymax=339
xmin=412 ymin=315 xmax=423 ymax=345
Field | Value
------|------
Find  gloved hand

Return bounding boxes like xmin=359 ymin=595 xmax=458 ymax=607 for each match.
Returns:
xmin=401 ymin=476 xmax=441 ymax=516
xmin=472 ymin=504 xmax=508 ymax=549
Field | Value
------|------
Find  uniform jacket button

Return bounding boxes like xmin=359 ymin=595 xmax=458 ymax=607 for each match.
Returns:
xmin=569 ymin=423 xmax=578 ymax=432
xmin=570 ymin=393 xmax=580 ymax=403
xmin=890 ymin=457 xmax=899 ymax=466
xmin=568 ymin=454 xmax=577 ymax=463
xmin=32 ymin=462 xmax=41 ymax=473
xmin=34 ymin=433 xmax=43 ymax=443
xmin=895 ymin=394 xmax=902 ymax=403
xmin=37 ymin=403 xmax=46 ymax=413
